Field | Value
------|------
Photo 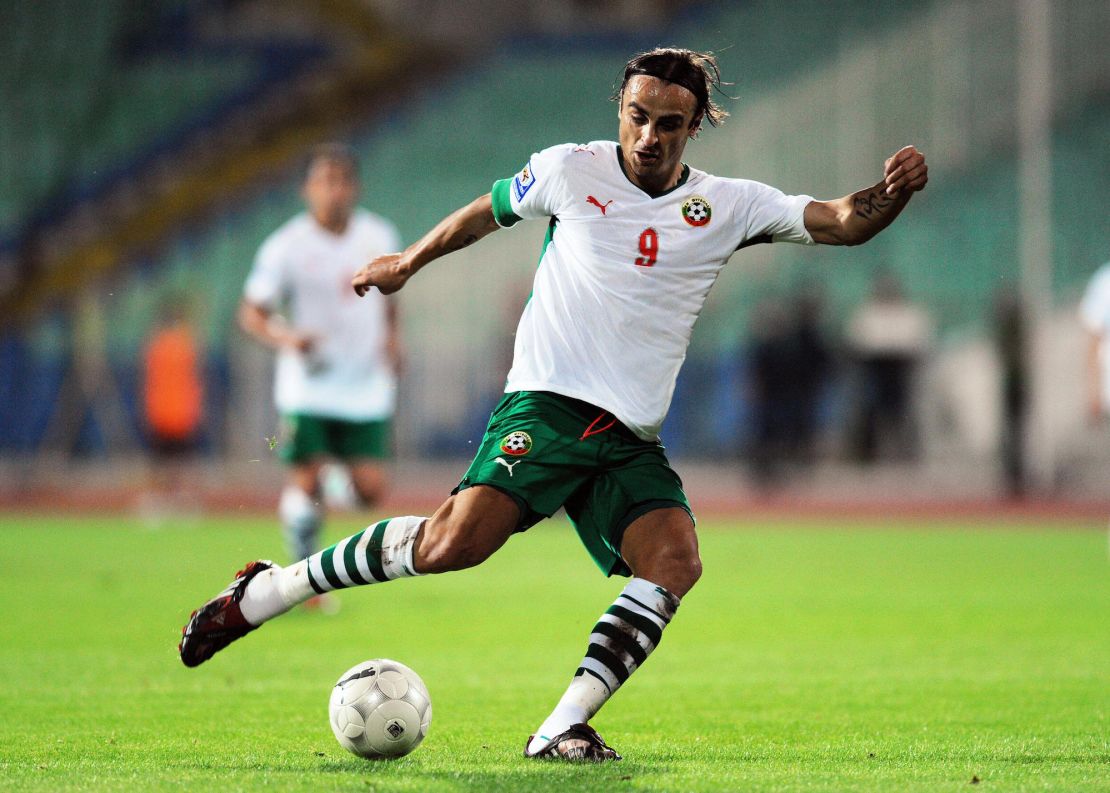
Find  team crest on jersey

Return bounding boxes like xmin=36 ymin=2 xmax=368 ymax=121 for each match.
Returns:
xmin=499 ymin=430 xmax=533 ymax=456
xmin=512 ymin=160 xmax=536 ymax=202
xmin=681 ymin=196 xmax=712 ymax=227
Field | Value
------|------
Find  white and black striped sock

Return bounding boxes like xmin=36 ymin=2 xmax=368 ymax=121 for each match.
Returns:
xmin=527 ymin=577 xmax=680 ymax=754
xmin=239 ymin=515 xmax=425 ymax=625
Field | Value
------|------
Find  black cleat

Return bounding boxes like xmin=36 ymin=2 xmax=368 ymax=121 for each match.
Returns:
xmin=178 ymin=560 xmax=274 ymax=668
xmin=524 ymin=723 xmax=622 ymax=762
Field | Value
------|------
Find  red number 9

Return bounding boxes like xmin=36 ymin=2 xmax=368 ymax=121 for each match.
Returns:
xmin=635 ymin=228 xmax=658 ymax=267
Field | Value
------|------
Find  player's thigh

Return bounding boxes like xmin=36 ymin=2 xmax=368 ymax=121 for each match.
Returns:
xmin=416 ymin=485 xmax=523 ymax=573
xmin=453 ymin=392 xmax=594 ymax=529
xmin=279 ymin=413 xmax=330 ymax=468
xmin=564 ymin=445 xmax=693 ymax=581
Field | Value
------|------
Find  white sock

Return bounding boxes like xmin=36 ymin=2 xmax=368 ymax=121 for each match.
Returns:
xmin=239 ymin=516 xmax=426 ymax=626
xmin=527 ymin=577 xmax=680 ymax=755
xmin=239 ymin=561 xmax=314 ymax=625
xmin=279 ymin=485 xmax=322 ymax=562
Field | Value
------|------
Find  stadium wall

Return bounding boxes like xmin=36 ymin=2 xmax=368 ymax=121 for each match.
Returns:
xmin=1 ymin=0 xmax=1107 ymax=492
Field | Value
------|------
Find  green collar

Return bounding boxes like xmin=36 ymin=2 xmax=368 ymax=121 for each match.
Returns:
xmin=616 ymin=145 xmax=690 ymax=198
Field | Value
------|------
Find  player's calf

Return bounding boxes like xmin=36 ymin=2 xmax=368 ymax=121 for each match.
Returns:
xmin=526 ymin=577 xmax=681 ymax=758
xmin=279 ymin=484 xmax=322 ymax=562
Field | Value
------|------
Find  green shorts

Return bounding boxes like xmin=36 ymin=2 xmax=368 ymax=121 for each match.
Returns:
xmin=454 ymin=391 xmax=693 ymax=577
xmin=278 ymin=413 xmax=391 ymax=464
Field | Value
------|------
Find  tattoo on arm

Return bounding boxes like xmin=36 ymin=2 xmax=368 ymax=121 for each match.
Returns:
xmin=853 ymin=190 xmax=895 ymax=220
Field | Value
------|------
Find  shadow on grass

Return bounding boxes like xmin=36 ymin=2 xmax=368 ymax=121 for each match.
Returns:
xmin=319 ymin=761 xmax=665 ymax=792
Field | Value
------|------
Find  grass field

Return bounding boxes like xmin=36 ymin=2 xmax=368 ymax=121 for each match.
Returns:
xmin=1 ymin=512 xmax=1108 ymax=791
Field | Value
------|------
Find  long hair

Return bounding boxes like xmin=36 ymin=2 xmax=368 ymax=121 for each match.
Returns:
xmin=612 ymin=48 xmax=730 ymax=127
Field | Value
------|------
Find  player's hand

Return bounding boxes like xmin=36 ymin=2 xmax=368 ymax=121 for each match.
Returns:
xmin=284 ymin=331 xmax=316 ymax=354
xmin=353 ymin=253 xmax=410 ymax=297
xmin=882 ymin=146 xmax=928 ymax=197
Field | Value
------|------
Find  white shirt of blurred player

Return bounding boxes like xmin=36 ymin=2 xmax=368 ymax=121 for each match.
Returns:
xmin=495 ymin=141 xmax=814 ymax=441
xmin=1079 ymin=261 xmax=1110 ymax=411
xmin=847 ymin=300 xmax=933 ymax=357
xmin=244 ymin=208 xmax=401 ymax=421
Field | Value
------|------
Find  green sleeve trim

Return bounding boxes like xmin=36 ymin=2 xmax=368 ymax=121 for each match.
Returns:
xmin=491 ymin=179 xmax=523 ymax=228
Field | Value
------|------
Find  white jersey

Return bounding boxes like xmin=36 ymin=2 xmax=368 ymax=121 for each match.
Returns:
xmin=244 ymin=208 xmax=401 ymax=421
xmin=1080 ymin=262 xmax=1110 ymax=411
xmin=491 ymin=140 xmax=814 ymax=440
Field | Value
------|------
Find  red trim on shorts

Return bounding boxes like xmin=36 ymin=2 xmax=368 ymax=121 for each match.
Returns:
xmin=580 ymin=411 xmax=618 ymax=440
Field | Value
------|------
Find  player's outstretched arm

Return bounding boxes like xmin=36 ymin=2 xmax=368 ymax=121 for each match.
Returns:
xmin=353 ymin=193 xmax=499 ymax=296
xmin=803 ymin=146 xmax=928 ymax=246
xmin=237 ymin=299 xmax=315 ymax=353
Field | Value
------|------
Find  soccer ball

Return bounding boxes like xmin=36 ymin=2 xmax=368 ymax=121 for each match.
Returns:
xmin=328 ymin=659 xmax=432 ymax=759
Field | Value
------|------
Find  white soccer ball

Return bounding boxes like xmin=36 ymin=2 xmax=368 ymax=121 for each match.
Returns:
xmin=329 ymin=658 xmax=432 ymax=759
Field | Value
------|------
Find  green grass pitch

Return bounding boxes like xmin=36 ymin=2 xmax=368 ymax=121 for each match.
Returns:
xmin=1 ymin=512 xmax=1107 ymax=791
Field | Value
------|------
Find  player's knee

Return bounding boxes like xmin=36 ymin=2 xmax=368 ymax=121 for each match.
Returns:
xmin=351 ymin=479 xmax=384 ymax=507
xmin=416 ymin=513 xmax=494 ymax=573
xmin=637 ymin=545 xmax=701 ymax=598
xmin=681 ymin=551 xmax=703 ymax=593
xmin=666 ymin=547 xmax=702 ymax=596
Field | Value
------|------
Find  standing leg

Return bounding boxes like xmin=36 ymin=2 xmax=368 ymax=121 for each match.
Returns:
xmin=526 ymin=507 xmax=700 ymax=760
xmin=280 ymin=462 xmax=324 ymax=563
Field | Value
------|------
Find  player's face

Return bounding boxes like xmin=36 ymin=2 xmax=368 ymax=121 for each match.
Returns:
xmin=618 ymin=75 xmax=701 ymax=193
xmin=303 ymin=158 xmax=359 ymax=232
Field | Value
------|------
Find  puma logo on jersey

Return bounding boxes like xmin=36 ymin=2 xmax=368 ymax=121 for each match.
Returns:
xmin=586 ymin=196 xmax=613 ymax=215
xmin=494 ymin=457 xmax=523 ymax=476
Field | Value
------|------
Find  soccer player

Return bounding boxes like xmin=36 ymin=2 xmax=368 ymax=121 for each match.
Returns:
xmin=238 ymin=143 xmax=402 ymax=591
xmin=181 ymin=49 xmax=928 ymax=761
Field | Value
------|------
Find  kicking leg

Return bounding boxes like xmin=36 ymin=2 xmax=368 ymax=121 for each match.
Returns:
xmin=179 ymin=486 xmax=519 ymax=667
xmin=526 ymin=507 xmax=699 ymax=761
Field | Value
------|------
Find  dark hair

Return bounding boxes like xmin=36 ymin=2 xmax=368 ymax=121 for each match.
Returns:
xmin=304 ymin=142 xmax=359 ymax=179
xmin=613 ymin=48 xmax=730 ymax=128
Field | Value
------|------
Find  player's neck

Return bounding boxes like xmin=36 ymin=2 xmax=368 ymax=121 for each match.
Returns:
xmin=312 ymin=212 xmax=350 ymax=236
xmin=616 ymin=146 xmax=686 ymax=197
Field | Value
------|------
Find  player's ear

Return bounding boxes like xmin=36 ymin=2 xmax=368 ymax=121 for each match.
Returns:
xmin=688 ymin=113 xmax=703 ymax=140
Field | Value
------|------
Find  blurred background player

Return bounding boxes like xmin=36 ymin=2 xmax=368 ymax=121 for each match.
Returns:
xmin=239 ymin=143 xmax=403 ymax=599
xmin=1080 ymin=260 xmax=1110 ymax=425
xmin=846 ymin=270 xmax=932 ymax=463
